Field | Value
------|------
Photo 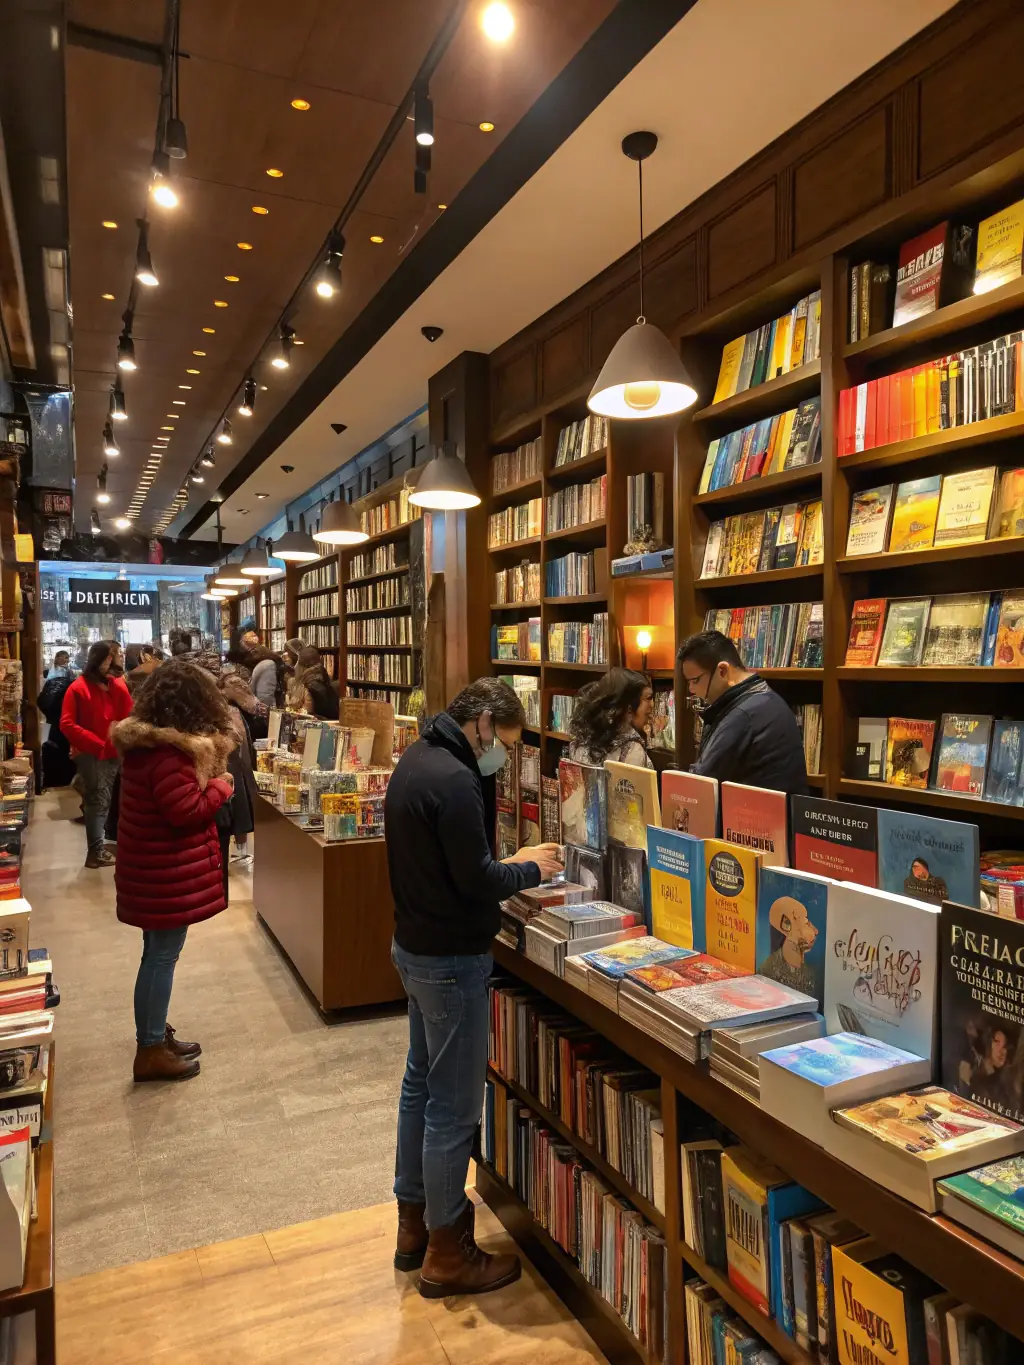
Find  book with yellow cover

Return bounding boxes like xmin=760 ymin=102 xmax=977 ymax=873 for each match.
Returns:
xmin=789 ymin=297 xmax=809 ymax=369
xmin=933 ymin=466 xmax=997 ymax=546
xmin=769 ymin=312 xmax=791 ymax=380
xmin=714 ymin=337 xmax=746 ymax=403
xmin=995 ymin=593 xmax=1024 ymax=667
xmin=996 ymin=467 xmax=1024 ymax=538
xmin=832 ymin=1237 xmax=939 ymax=1365
xmin=911 ymin=366 xmax=928 ymax=436
xmin=698 ymin=439 xmax=720 ymax=495
xmin=974 ymin=197 xmax=1024 ymax=294
xmin=888 ymin=476 xmax=941 ymax=552
xmin=605 ymin=759 xmax=660 ymax=850
xmin=704 ymin=839 xmax=760 ymax=972
xmin=766 ymin=408 xmax=797 ymax=475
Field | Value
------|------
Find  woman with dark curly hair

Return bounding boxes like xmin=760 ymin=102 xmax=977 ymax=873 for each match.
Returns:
xmin=111 ymin=659 xmax=236 ymax=1082
xmin=567 ymin=667 xmax=654 ymax=769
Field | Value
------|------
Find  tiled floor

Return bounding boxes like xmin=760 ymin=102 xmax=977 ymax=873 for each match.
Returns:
xmin=25 ymin=789 xmax=410 ymax=1280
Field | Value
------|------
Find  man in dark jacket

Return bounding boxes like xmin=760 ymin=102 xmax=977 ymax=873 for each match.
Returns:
xmin=679 ymin=631 xmax=808 ymax=794
xmin=385 ymin=677 xmax=562 ymax=1297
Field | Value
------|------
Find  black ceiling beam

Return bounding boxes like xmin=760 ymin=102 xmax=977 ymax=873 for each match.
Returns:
xmin=177 ymin=0 xmax=695 ymax=537
xmin=66 ymin=22 xmax=188 ymax=67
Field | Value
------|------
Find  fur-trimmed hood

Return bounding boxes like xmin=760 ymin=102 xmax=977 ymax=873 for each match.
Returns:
xmin=110 ymin=717 xmax=236 ymax=788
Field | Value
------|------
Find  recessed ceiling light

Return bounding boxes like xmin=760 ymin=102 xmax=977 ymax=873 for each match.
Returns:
xmin=481 ymin=3 xmax=514 ymax=42
xmin=173 ymin=400 xmax=186 ymax=405
xmin=479 ymin=122 xmax=495 ymax=133
xmin=187 ymin=368 xmax=200 ymax=374
xmin=256 ymin=492 xmax=269 ymax=499
xmin=179 ymin=384 xmax=192 ymax=390
xmin=101 ymin=292 xmax=115 ymax=299
xmin=102 ymin=221 xmax=117 ymax=229
xmin=260 ymin=385 xmax=268 ymax=391
xmin=166 ymin=413 xmax=180 ymax=419
xmin=370 ymin=235 xmax=384 ymax=244
xmin=193 ymin=350 xmax=206 ymax=356
xmin=160 ymin=425 xmax=174 ymax=431
xmin=290 ymin=99 xmax=310 ymax=111
xmin=202 ymin=328 xmax=215 ymax=335
xmin=237 ymin=243 xmax=252 ymax=251
xmin=437 ymin=204 xmax=447 ymax=211
xmin=294 ymin=339 xmax=304 ymax=345
xmin=251 ymin=206 xmax=269 ymax=215
xmin=214 ymin=300 xmax=228 ymax=308
xmin=266 ymin=169 xmax=283 ymax=178
xmin=237 ymin=508 xmax=248 ymax=514
xmin=224 ymin=275 xmax=239 ymax=283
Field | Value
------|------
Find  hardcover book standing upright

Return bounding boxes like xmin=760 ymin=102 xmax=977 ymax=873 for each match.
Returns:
xmin=647 ymin=827 xmax=706 ymax=952
xmin=985 ymin=720 xmax=1024 ymax=804
xmin=877 ymin=807 xmax=980 ymax=909
xmin=831 ymin=1238 xmax=940 ymax=1365
xmin=885 ymin=717 xmax=936 ymax=788
xmin=660 ymin=769 xmax=718 ymax=840
xmin=703 ymin=840 xmax=761 ymax=973
xmin=755 ymin=866 xmax=829 ymax=1008
xmin=719 ymin=782 xmax=788 ymax=868
xmin=604 ymin=760 xmax=660 ymax=850
xmin=877 ymin=598 xmax=931 ymax=667
xmin=889 ymin=477 xmax=941 ymax=552
xmin=791 ymin=796 xmax=878 ymax=887
xmin=932 ymin=714 xmax=993 ymax=796
xmin=892 ymin=219 xmax=975 ymax=326
xmin=845 ymin=485 xmax=894 ymax=557
xmin=558 ymin=759 xmax=608 ymax=852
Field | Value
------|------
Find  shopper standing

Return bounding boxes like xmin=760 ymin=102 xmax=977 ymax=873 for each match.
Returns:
xmin=385 ymin=677 xmax=562 ymax=1296
xmin=111 ymin=659 xmax=236 ymax=1082
xmin=287 ymin=644 xmax=339 ymax=719
xmin=567 ymin=667 xmax=655 ymax=768
xmin=60 ymin=641 xmax=133 ymax=867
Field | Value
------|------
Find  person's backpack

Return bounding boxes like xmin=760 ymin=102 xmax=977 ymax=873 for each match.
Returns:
xmin=37 ymin=674 xmax=72 ymax=727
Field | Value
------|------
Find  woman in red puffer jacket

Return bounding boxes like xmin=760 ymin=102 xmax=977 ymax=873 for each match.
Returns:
xmin=111 ymin=659 xmax=236 ymax=1083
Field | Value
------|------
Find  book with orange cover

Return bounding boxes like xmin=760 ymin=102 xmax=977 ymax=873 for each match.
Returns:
xmin=886 ymin=717 xmax=936 ymax=789
xmin=926 ymin=363 xmax=941 ymax=433
xmin=898 ymin=370 xmax=915 ymax=442
xmin=912 ymin=366 xmax=928 ymax=436
xmin=876 ymin=373 xmax=891 ymax=447
xmin=889 ymin=476 xmax=940 ymax=552
xmin=888 ymin=370 xmax=901 ymax=446
xmin=844 ymin=599 xmax=887 ymax=665
xmin=863 ymin=380 xmax=878 ymax=450
xmin=994 ymin=593 xmax=1024 ymax=667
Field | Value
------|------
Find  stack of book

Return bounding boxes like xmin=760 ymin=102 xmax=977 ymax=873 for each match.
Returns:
xmin=491 ymin=436 xmax=543 ymax=491
xmin=554 ymin=414 xmax=608 ymax=467
xmin=708 ymin=1013 xmax=824 ymax=1102
xmin=711 ymin=291 xmax=822 ymax=403
xmin=845 ymin=465 xmax=1024 ymax=558
xmin=698 ymin=396 xmax=822 ymax=494
xmin=496 ymin=881 xmax=587 ymax=952
xmin=487 ymin=498 xmax=542 ymax=547
xmin=700 ymin=500 xmax=823 ymax=578
xmin=523 ymin=902 xmax=644 ymax=977
xmin=564 ymin=936 xmax=692 ymax=1010
xmin=703 ymin=602 xmax=823 ymax=669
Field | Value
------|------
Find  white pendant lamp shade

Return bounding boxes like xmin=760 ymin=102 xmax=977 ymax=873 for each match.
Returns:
xmin=408 ymin=445 xmax=481 ymax=510
xmin=588 ymin=322 xmax=698 ymax=419
xmin=274 ymin=526 xmax=320 ymax=561
xmin=312 ymin=498 xmax=368 ymax=545
xmin=240 ymin=544 xmax=277 ymax=577
xmin=213 ymin=562 xmax=251 ymax=587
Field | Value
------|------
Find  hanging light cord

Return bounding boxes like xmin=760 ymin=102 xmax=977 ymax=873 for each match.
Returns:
xmin=637 ymin=157 xmax=645 ymax=326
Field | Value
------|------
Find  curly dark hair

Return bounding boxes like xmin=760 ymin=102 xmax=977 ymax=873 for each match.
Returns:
xmin=568 ymin=667 xmax=651 ymax=763
xmin=131 ymin=658 xmax=234 ymax=736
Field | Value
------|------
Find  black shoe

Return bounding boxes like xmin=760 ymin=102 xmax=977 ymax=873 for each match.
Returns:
xmin=84 ymin=848 xmax=115 ymax=868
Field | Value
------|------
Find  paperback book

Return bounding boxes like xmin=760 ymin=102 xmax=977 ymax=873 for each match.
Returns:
xmin=885 ymin=717 xmax=935 ymax=788
xmin=933 ymin=466 xmax=997 ymax=546
xmin=564 ymin=843 xmax=607 ymax=900
xmin=994 ymin=592 xmax=1024 ymax=667
xmin=845 ymin=485 xmax=894 ymax=557
xmin=558 ymin=760 xmax=608 ymax=852
xmin=920 ymin=592 xmax=990 ymax=667
xmin=844 ymin=598 xmax=887 ymax=666
xmin=605 ymin=760 xmax=660 ymax=849
xmin=660 ymin=769 xmax=718 ymax=839
xmin=984 ymin=720 xmax=1024 ymax=804
xmin=791 ymin=795 xmax=878 ymax=887
xmin=703 ymin=840 xmax=761 ymax=973
xmin=608 ymin=844 xmax=647 ymax=920
xmin=877 ymin=598 xmax=931 ymax=666
xmin=719 ymin=782 xmax=788 ymax=868
xmin=889 ymin=476 xmax=941 ymax=553
xmin=932 ymin=713 xmax=992 ymax=797
xmin=755 ymin=866 xmax=828 ymax=1008
xmin=877 ymin=807 xmax=980 ymax=908
xmin=647 ymin=827 xmax=706 ymax=952
xmin=852 ymin=717 xmax=888 ymax=781
xmin=974 ymin=197 xmax=1024 ymax=293
xmin=831 ymin=1238 xmax=940 ymax=1365
xmin=937 ymin=1155 xmax=1024 ymax=1261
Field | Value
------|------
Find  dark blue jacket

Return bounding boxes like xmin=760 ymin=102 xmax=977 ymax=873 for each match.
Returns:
xmin=692 ymin=675 xmax=808 ymax=795
xmin=385 ymin=712 xmax=540 ymax=955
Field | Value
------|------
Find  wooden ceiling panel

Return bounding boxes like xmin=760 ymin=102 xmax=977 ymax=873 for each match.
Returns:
xmin=294 ymin=2 xmax=454 ymax=107
xmin=68 ymin=0 xmax=165 ymax=47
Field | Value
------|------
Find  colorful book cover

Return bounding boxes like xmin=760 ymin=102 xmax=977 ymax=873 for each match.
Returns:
xmin=833 ymin=1085 xmax=1023 ymax=1160
xmin=938 ymin=1155 xmax=1024 ymax=1232
xmin=791 ymin=796 xmax=878 ymax=887
xmin=940 ymin=901 xmax=1024 ymax=1123
xmin=996 ymin=468 xmax=1024 ymax=538
xmin=755 ymin=866 xmax=828 ymax=1009
xmin=605 ymin=759 xmax=660 ymax=850
xmin=920 ymin=592 xmax=990 ymax=667
xmin=994 ymin=592 xmax=1024 ymax=667
xmin=844 ymin=599 xmax=887 ymax=665
xmin=932 ymin=713 xmax=992 ymax=797
xmin=722 ymin=1148 xmax=786 ymax=1316
xmin=660 ymin=769 xmax=718 ymax=840
xmin=608 ymin=844 xmax=647 ymax=921
xmin=580 ymin=936 xmax=692 ymax=979
xmin=885 ymin=717 xmax=935 ymax=789
xmin=713 ymin=336 xmax=746 ymax=403
xmin=877 ymin=807 xmax=980 ymax=908
xmin=668 ymin=973 xmax=817 ymax=1027
xmin=933 ymin=467 xmax=997 ymax=546
xmin=974 ymin=198 xmax=1024 ymax=294
xmin=845 ymin=486 xmax=894 ymax=557
xmin=888 ymin=476 xmax=941 ymax=553
xmin=763 ymin=1031 xmax=925 ymax=1088
xmin=624 ymin=959 xmax=723 ymax=994
xmin=558 ymin=759 xmax=608 ymax=852
xmin=704 ymin=840 xmax=761 ymax=972
xmin=824 ymin=881 xmax=940 ymax=1060
xmin=984 ymin=719 xmax=1024 ymax=804
xmin=646 ymin=827 xmax=706 ymax=952
xmin=831 ymin=1241 xmax=912 ymax=1365
xmin=877 ymin=597 xmax=931 ymax=666
xmin=720 ymin=782 xmax=788 ymax=869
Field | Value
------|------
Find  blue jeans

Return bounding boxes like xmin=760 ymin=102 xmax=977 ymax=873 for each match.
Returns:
xmin=134 ymin=927 xmax=188 ymax=1047
xmin=392 ymin=940 xmax=492 ymax=1231
xmin=75 ymin=754 xmax=118 ymax=855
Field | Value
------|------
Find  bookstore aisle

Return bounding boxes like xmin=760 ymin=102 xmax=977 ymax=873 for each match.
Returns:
xmin=22 ymin=790 xmax=410 ymax=1280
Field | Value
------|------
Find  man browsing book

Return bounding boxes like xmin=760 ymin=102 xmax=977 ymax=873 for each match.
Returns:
xmin=384 ymin=676 xmax=563 ymax=1298
xmin=678 ymin=630 xmax=808 ymax=794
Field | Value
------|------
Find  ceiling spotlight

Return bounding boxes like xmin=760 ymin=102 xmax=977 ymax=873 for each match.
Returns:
xmin=193 ymin=349 xmax=206 ymax=356
xmin=109 ymin=383 xmax=128 ymax=422
xmin=102 ymin=421 xmax=119 ymax=457
xmin=408 ymin=441 xmax=481 ymax=510
xmin=135 ymin=220 xmax=158 ymax=287
xmin=414 ymin=88 xmax=434 ymax=147
xmin=272 ymin=324 xmax=295 ymax=369
xmin=437 ymin=203 xmax=447 ymax=212
xmin=315 ymin=235 xmax=344 ymax=298
xmin=96 ymin=465 xmax=111 ymax=505
xmin=482 ymin=2 xmax=514 ymax=41
xmin=190 ymin=466 xmax=205 ymax=484
xmin=164 ymin=115 xmax=188 ymax=159
xmin=214 ymin=300 xmax=228 ymax=308
xmin=90 ymin=509 xmax=101 ymax=535
xmin=116 ymin=327 xmax=136 ymax=371
xmin=238 ymin=377 xmax=257 ymax=416
xmin=241 ymin=544 xmax=277 ymax=577
xmin=290 ymin=98 xmax=310 ymax=111
xmin=150 ymin=150 xmax=178 ymax=208
xmin=479 ymin=122 xmax=495 ymax=133
xmin=224 ymin=275 xmax=239 ymax=284
xmin=201 ymin=447 xmax=216 ymax=468
xmin=101 ymin=292 xmax=115 ymax=300
xmin=114 ymin=515 xmax=132 ymax=531
xmin=255 ymin=492 xmax=269 ymax=499
xmin=217 ymin=419 xmax=233 ymax=446
xmin=312 ymin=497 xmax=368 ymax=546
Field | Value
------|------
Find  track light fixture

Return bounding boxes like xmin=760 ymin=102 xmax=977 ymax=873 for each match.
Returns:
xmin=135 ymin=220 xmax=158 ymax=288
xmin=96 ymin=465 xmax=111 ymax=505
xmin=190 ymin=465 xmax=205 ymax=484
xmin=102 ymin=421 xmax=119 ymax=457
xmin=315 ymin=236 xmax=344 ymax=299
xmin=150 ymin=150 xmax=178 ymax=209
xmin=238 ymin=377 xmax=257 ymax=416
xmin=114 ymin=516 xmax=132 ymax=531
xmin=109 ymin=382 xmax=127 ymax=422
xmin=90 ymin=509 xmax=101 ymax=535
xmin=116 ymin=311 xmax=136 ymax=370
xmin=164 ymin=116 xmax=188 ymax=160
xmin=272 ymin=323 xmax=295 ymax=370
xmin=414 ymin=142 xmax=431 ymax=195
xmin=414 ymin=87 xmax=434 ymax=147
xmin=217 ymin=418 xmax=233 ymax=445
xmin=200 ymin=447 xmax=216 ymax=469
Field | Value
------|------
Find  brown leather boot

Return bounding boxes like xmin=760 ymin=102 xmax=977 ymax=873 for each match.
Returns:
xmin=164 ymin=1024 xmax=201 ymax=1059
xmin=418 ymin=1202 xmax=521 ymax=1298
xmin=394 ymin=1201 xmax=428 ymax=1271
xmin=133 ymin=1043 xmax=200 ymax=1083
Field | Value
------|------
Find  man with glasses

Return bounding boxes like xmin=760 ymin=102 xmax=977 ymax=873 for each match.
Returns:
xmin=678 ymin=630 xmax=808 ymax=793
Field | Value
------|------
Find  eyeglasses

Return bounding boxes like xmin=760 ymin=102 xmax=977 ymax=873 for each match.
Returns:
xmin=683 ymin=670 xmax=709 ymax=692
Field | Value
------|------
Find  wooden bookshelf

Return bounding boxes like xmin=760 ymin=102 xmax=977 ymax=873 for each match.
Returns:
xmin=693 ymin=463 xmax=822 ymax=510
xmin=837 ymin=408 xmax=1024 ymax=473
xmin=842 ymin=274 xmax=1024 ymax=363
xmin=692 ymin=358 xmax=822 ymax=428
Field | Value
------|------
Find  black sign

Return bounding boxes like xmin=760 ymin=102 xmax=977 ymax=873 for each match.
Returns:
xmin=67 ymin=579 xmax=155 ymax=616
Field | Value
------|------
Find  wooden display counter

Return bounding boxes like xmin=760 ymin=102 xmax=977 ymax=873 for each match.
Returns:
xmin=253 ymin=797 xmax=403 ymax=1012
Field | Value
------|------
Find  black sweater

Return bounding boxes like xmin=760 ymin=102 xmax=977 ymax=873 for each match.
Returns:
xmin=692 ymin=674 xmax=808 ymax=795
xmin=385 ymin=712 xmax=541 ymax=955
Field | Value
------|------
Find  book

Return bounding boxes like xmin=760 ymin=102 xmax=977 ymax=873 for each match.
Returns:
xmin=791 ymin=795 xmax=878 ymax=887
xmin=704 ymin=840 xmax=761 ymax=973
xmin=889 ymin=477 xmax=941 ymax=553
xmin=877 ymin=597 xmax=931 ymax=666
xmin=564 ymin=842 xmax=607 ymax=899
xmin=719 ymin=782 xmax=788 ymax=869
xmin=579 ymin=936 xmax=692 ymax=979
xmin=933 ymin=467 xmax=997 ymax=546
xmin=714 ymin=336 xmax=746 ymax=402
xmin=852 ymin=717 xmax=888 ymax=782
xmin=0 ymin=1124 xmax=30 ymax=1292
xmin=973 ymin=197 xmax=1024 ymax=293
xmin=760 ymin=1032 xmax=931 ymax=1148
xmin=755 ymin=866 xmax=829 ymax=1008
xmin=662 ymin=973 xmax=817 ymax=1030
xmin=604 ymin=760 xmax=660 ymax=850
xmin=993 ymin=592 xmax=1024 ymax=666
xmin=995 ymin=467 xmax=1024 ymax=538
xmin=932 ymin=714 xmax=992 ymax=797
xmin=920 ymin=592 xmax=990 ymax=667
xmin=608 ymin=844 xmax=646 ymax=920
xmin=984 ymin=719 xmax=1024 ymax=804
xmin=831 ymin=1238 xmax=940 ymax=1365
xmin=660 ymin=769 xmax=718 ymax=840
xmin=844 ymin=598 xmax=887 ymax=666
xmin=0 ymin=902 xmax=28 ymax=981
xmin=824 ymin=881 xmax=940 ymax=1060
xmin=892 ymin=220 xmax=975 ymax=326
xmin=940 ymin=901 xmax=1024 ymax=1123
xmin=809 ymin=1211 xmax=865 ymax=1365
xmin=828 ymin=1085 xmax=1024 ymax=1213
xmin=786 ymin=397 xmax=822 ymax=469
xmin=625 ymin=955 xmax=741 ymax=995
xmin=646 ymin=827 xmax=706 ymax=953
xmin=886 ymin=717 xmax=936 ymax=788
xmin=877 ymin=807 xmax=980 ymax=909
xmin=937 ymin=1155 xmax=1024 ymax=1262
xmin=845 ymin=486 xmax=894 ymax=557
xmin=558 ymin=759 xmax=607 ymax=852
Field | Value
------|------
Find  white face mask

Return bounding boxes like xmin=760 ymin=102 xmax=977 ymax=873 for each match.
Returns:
xmin=475 ymin=714 xmax=508 ymax=777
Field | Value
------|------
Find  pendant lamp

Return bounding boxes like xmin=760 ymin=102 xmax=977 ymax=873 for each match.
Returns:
xmin=240 ymin=542 xmax=277 ymax=577
xmin=312 ymin=495 xmax=368 ymax=546
xmin=588 ymin=132 xmax=698 ymax=420
xmin=274 ymin=515 xmax=320 ymax=562
xmin=408 ymin=442 xmax=481 ymax=510
xmin=213 ymin=561 xmax=250 ymax=587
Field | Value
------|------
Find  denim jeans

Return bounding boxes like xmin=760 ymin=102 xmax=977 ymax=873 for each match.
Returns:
xmin=75 ymin=753 xmax=119 ymax=855
xmin=392 ymin=940 xmax=492 ymax=1231
xmin=134 ymin=926 xmax=189 ymax=1047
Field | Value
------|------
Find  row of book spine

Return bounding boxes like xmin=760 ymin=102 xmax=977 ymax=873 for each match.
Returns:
xmin=702 ymin=602 xmax=824 ymax=670
xmin=550 ymin=693 xmax=577 ymax=734
xmin=347 ymin=652 xmax=413 ymax=684
xmin=348 ymin=545 xmax=405 ymax=579
xmin=267 ymin=581 xmax=286 ymax=605
xmin=345 ymin=683 xmax=408 ymax=706
xmin=700 ymin=501 xmax=824 ymax=579
xmin=698 ymin=396 xmax=822 ymax=494
xmin=296 ymin=590 xmax=339 ymax=620
xmin=262 ymin=604 xmax=286 ymax=630
xmin=492 ymin=620 xmax=541 ymax=662
xmin=345 ymin=580 xmax=408 ymax=612
xmin=492 ymin=437 xmax=543 ymax=492
xmin=300 ymin=623 xmax=338 ymax=650
xmin=554 ymin=414 xmax=609 ymax=467
xmin=547 ymin=614 xmax=608 ymax=666
xmin=712 ymin=290 xmax=822 ymax=403
xmin=346 ymin=617 xmax=412 ymax=647
xmin=494 ymin=561 xmax=541 ymax=604
xmin=545 ymin=476 xmax=606 ymax=533
xmin=845 ymin=592 xmax=1009 ymax=669
xmin=300 ymin=562 xmax=337 ymax=592
xmin=488 ymin=499 xmax=542 ymax=547
xmin=359 ymin=489 xmax=421 ymax=536
xmin=545 ymin=551 xmax=599 ymax=598
xmin=498 ymin=674 xmax=541 ymax=728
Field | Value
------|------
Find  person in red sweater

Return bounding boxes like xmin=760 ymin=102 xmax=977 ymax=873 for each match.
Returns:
xmin=111 ymin=659 xmax=236 ymax=1082
xmin=60 ymin=641 xmax=133 ymax=868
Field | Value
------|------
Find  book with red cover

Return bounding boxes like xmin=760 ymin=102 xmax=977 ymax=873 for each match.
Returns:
xmin=838 ymin=387 xmax=855 ymax=457
xmin=720 ymin=781 xmax=789 ymax=868
xmin=660 ymin=769 xmax=718 ymax=841
xmin=888 ymin=369 xmax=901 ymax=447
xmin=898 ymin=369 xmax=915 ymax=442
xmin=791 ymin=795 xmax=878 ymax=887
xmin=892 ymin=221 xmax=975 ymax=327
xmin=876 ymin=374 xmax=891 ymax=447
xmin=844 ymin=598 xmax=887 ymax=665
xmin=863 ymin=379 xmax=878 ymax=450
xmin=625 ymin=954 xmax=749 ymax=993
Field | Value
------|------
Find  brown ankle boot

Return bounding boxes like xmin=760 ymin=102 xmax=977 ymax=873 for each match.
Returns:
xmin=394 ymin=1201 xmax=428 ymax=1271
xmin=164 ymin=1024 xmax=202 ymax=1059
xmin=133 ymin=1043 xmax=200 ymax=1083
xmin=418 ymin=1202 xmax=520 ymax=1298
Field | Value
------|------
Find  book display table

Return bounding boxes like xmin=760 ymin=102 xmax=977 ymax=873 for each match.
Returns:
xmin=253 ymin=797 xmax=403 ymax=1012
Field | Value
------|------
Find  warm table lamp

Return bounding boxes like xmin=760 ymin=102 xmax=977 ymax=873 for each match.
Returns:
xmin=635 ymin=627 xmax=653 ymax=671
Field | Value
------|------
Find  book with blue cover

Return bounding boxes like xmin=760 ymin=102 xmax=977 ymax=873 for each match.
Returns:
xmin=580 ymin=936 xmax=692 ymax=979
xmin=985 ymin=720 xmax=1024 ymax=804
xmin=764 ymin=1032 xmax=926 ymax=1087
xmin=876 ymin=807 xmax=980 ymax=908
xmin=647 ymin=827 xmax=706 ymax=953
xmin=754 ymin=866 xmax=829 ymax=1010
xmin=558 ymin=759 xmax=608 ymax=852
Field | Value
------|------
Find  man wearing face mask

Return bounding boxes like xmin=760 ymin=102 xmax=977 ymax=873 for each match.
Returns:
xmin=678 ymin=630 xmax=808 ymax=794
xmin=385 ymin=677 xmax=563 ymax=1297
